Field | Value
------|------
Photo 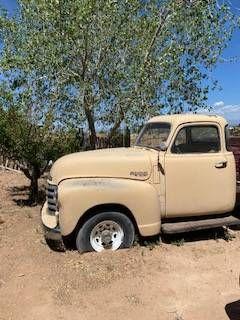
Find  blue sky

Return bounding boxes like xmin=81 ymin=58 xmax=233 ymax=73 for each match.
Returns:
xmin=0 ymin=0 xmax=240 ymax=125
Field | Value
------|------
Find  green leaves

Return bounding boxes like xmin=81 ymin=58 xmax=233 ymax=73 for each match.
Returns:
xmin=0 ymin=0 xmax=238 ymax=139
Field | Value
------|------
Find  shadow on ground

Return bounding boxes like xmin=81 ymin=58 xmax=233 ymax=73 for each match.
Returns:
xmin=45 ymin=238 xmax=66 ymax=252
xmin=8 ymin=185 xmax=46 ymax=206
xmin=43 ymin=215 xmax=240 ymax=252
xmin=45 ymin=227 xmax=238 ymax=253
xmin=136 ymin=225 xmax=240 ymax=250
xmin=225 ymin=300 xmax=240 ymax=320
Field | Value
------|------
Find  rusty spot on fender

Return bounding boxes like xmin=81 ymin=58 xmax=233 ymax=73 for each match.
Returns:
xmin=69 ymin=179 xmax=122 ymax=188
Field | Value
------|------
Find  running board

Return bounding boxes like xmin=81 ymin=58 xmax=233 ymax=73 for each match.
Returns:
xmin=161 ymin=215 xmax=240 ymax=234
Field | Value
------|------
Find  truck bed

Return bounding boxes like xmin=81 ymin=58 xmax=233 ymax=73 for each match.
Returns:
xmin=230 ymin=136 xmax=240 ymax=206
xmin=236 ymin=184 xmax=240 ymax=207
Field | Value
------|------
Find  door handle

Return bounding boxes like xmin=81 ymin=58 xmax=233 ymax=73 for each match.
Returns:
xmin=215 ymin=161 xmax=227 ymax=169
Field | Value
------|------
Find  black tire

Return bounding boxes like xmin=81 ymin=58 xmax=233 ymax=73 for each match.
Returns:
xmin=76 ymin=211 xmax=135 ymax=253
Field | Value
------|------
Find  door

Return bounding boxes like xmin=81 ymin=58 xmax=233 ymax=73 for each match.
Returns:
xmin=165 ymin=123 xmax=236 ymax=217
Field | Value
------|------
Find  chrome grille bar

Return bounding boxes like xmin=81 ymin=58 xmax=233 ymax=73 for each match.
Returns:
xmin=46 ymin=182 xmax=58 ymax=212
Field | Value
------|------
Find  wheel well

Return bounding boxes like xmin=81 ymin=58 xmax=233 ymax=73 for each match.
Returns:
xmin=62 ymin=203 xmax=139 ymax=249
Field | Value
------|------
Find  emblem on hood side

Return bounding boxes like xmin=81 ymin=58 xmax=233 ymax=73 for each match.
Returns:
xmin=130 ymin=171 xmax=148 ymax=177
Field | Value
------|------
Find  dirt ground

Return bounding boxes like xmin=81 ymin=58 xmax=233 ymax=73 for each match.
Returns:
xmin=0 ymin=171 xmax=240 ymax=320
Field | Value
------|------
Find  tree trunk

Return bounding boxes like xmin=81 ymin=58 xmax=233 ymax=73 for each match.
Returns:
xmin=123 ymin=127 xmax=131 ymax=147
xmin=29 ymin=174 xmax=39 ymax=205
xmin=84 ymin=105 xmax=97 ymax=150
xmin=108 ymin=109 xmax=124 ymax=145
xmin=21 ymin=164 xmax=41 ymax=205
xmin=28 ymin=165 xmax=40 ymax=205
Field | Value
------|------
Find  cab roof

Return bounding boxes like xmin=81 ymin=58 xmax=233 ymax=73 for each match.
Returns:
xmin=148 ymin=113 xmax=228 ymax=127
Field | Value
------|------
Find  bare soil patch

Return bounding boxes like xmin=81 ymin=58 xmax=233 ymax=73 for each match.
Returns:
xmin=0 ymin=170 xmax=240 ymax=320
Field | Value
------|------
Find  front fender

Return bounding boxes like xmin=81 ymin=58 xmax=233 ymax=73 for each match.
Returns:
xmin=58 ymin=178 xmax=161 ymax=237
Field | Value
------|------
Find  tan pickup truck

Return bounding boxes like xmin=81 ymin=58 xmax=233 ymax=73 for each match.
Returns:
xmin=41 ymin=114 xmax=240 ymax=253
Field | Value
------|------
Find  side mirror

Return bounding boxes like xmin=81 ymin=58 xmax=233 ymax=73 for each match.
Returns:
xmin=159 ymin=142 xmax=168 ymax=151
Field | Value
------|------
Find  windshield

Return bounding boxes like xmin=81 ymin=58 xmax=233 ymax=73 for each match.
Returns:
xmin=136 ymin=122 xmax=171 ymax=149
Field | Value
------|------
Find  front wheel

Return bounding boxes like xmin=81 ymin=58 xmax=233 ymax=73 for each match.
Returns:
xmin=76 ymin=212 xmax=135 ymax=253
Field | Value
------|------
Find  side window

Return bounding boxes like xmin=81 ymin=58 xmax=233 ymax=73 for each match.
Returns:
xmin=172 ymin=125 xmax=221 ymax=154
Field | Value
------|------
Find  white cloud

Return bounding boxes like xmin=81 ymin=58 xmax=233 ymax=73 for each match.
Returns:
xmin=212 ymin=101 xmax=240 ymax=125
xmin=198 ymin=101 xmax=240 ymax=125
xmin=213 ymin=101 xmax=225 ymax=108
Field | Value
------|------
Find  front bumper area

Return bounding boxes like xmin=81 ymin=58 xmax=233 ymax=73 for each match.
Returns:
xmin=43 ymin=224 xmax=62 ymax=241
xmin=42 ymin=224 xmax=65 ymax=252
xmin=41 ymin=201 xmax=65 ymax=251
xmin=41 ymin=201 xmax=58 ymax=229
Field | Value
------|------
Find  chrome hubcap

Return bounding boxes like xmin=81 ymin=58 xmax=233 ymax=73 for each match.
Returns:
xmin=90 ymin=220 xmax=124 ymax=252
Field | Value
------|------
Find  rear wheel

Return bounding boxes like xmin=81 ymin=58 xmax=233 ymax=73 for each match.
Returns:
xmin=75 ymin=211 xmax=135 ymax=253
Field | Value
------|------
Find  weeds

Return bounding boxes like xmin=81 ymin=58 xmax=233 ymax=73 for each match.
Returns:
xmin=125 ymin=294 xmax=142 ymax=305
xmin=143 ymin=236 xmax=161 ymax=250
xmin=223 ymin=226 xmax=236 ymax=242
xmin=171 ymin=238 xmax=185 ymax=247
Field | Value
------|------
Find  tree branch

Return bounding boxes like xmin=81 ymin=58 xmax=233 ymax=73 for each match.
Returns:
xmin=144 ymin=8 xmax=171 ymax=65
xmin=40 ymin=161 xmax=50 ymax=176
xmin=108 ymin=107 xmax=124 ymax=140
xmin=20 ymin=165 xmax=32 ymax=180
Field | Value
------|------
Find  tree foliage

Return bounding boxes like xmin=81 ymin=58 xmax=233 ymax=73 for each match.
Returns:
xmin=1 ymin=0 xmax=238 ymax=147
xmin=0 ymin=77 xmax=82 ymax=203
xmin=0 ymin=0 xmax=239 ymax=200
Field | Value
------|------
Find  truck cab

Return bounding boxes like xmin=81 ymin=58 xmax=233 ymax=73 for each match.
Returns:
xmin=41 ymin=114 xmax=240 ymax=253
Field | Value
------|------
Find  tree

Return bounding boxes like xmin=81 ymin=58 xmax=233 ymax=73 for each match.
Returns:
xmin=0 ymin=77 xmax=81 ymax=204
xmin=0 ymin=0 xmax=239 ymax=146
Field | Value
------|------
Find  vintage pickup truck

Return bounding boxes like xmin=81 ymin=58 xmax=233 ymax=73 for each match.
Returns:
xmin=41 ymin=114 xmax=240 ymax=253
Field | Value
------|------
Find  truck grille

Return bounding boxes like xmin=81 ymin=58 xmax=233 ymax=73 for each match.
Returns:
xmin=46 ymin=183 xmax=58 ymax=213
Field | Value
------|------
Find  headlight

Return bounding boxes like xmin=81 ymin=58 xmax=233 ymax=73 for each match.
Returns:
xmin=47 ymin=171 xmax=52 ymax=181
xmin=47 ymin=161 xmax=54 ymax=181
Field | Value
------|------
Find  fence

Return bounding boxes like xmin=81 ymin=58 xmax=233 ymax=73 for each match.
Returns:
xmin=0 ymin=154 xmax=23 ymax=173
xmin=0 ymin=130 xmax=132 ymax=173
xmin=85 ymin=129 xmax=131 ymax=149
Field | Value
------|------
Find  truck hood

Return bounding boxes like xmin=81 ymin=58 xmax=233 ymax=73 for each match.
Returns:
xmin=51 ymin=147 xmax=152 ymax=184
